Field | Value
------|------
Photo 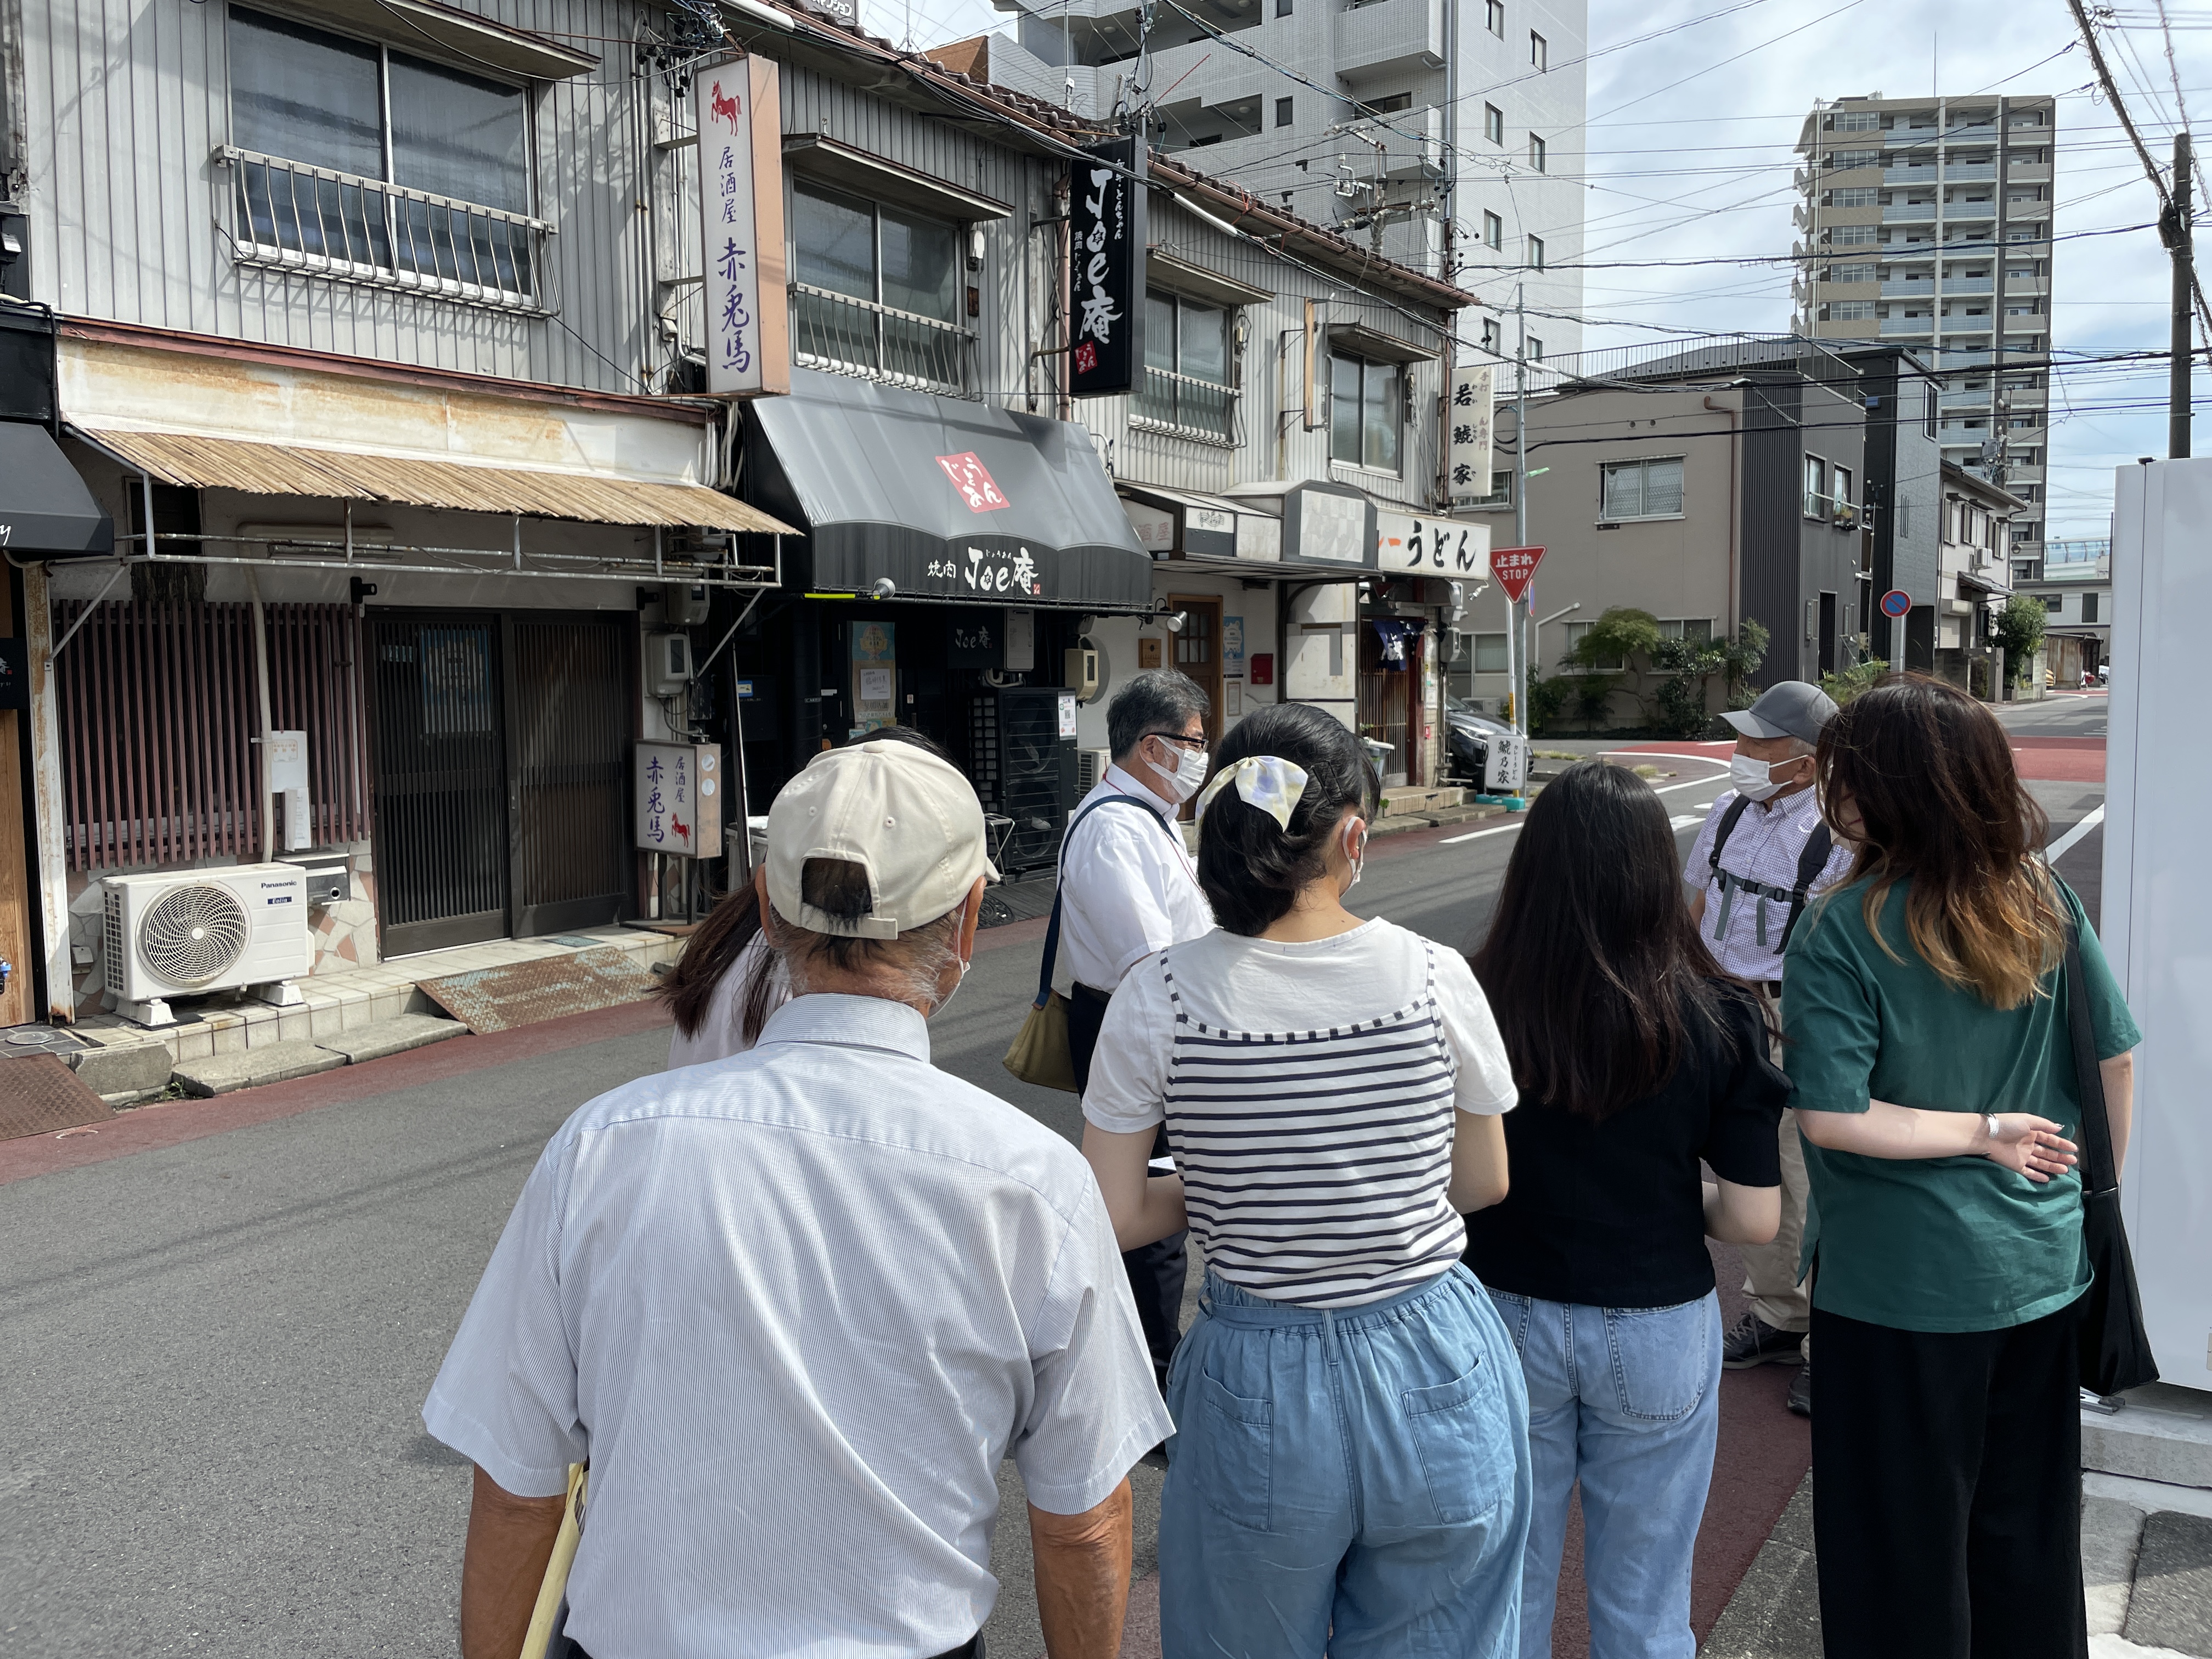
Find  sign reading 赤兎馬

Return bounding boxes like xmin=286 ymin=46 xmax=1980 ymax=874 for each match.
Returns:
xmin=1068 ymin=137 xmax=1147 ymax=398
xmin=701 ymin=58 xmax=789 ymax=398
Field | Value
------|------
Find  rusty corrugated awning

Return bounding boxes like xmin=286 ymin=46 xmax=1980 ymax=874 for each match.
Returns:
xmin=74 ymin=426 xmax=796 ymax=537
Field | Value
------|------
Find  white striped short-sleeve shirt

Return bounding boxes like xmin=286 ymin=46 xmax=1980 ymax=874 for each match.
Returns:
xmin=1084 ymin=919 xmax=1518 ymax=1308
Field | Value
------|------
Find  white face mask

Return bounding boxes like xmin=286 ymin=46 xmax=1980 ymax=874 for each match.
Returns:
xmin=1146 ymin=738 xmax=1210 ymax=803
xmin=1730 ymin=752 xmax=1802 ymax=803
xmin=934 ymin=953 xmax=972 ymax=1015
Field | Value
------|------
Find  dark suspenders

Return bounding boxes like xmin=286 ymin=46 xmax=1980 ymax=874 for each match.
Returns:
xmin=1707 ymin=795 xmax=1835 ymax=953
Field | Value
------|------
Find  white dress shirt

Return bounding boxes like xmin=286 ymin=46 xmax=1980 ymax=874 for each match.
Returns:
xmin=424 ymin=993 xmax=1170 ymax=1659
xmin=665 ymin=932 xmax=790 ymax=1070
xmin=1054 ymin=763 xmax=1215 ymax=996
xmin=1683 ymin=785 xmax=1856 ymax=983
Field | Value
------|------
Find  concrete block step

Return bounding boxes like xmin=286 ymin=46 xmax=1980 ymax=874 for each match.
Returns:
xmin=173 ymin=1039 xmax=346 ymax=1097
xmin=2086 ymin=1385 xmax=2212 ymax=1491
xmin=315 ymin=1013 xmax=466 ymax=1065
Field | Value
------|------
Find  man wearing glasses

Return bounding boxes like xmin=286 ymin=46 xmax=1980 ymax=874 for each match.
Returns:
xmin=1057 ymin=668 xmax=1216 ymax=1390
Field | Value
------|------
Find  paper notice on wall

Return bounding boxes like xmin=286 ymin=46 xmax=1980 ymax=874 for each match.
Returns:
xmin=859 ymin=668 xmax=893 ymax=702
xmin=1448 ymin=365 xmax=1496 ymax=500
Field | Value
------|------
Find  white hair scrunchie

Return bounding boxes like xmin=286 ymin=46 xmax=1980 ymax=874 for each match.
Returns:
xmin=1195 ymin=755 xmax=1311 ymax=831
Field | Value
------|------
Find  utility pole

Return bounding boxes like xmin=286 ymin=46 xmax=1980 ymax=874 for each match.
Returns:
xmin=2169 ymin=133 xmax=2194 ymax=458
xmin=1512 ymin=281 xmax=1531 ymax=738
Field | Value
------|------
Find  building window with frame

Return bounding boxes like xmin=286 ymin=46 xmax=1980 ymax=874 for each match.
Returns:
xmin=2041 ymin=594 xmax=2063 ymax=614
xmin=1466 ymin=470 xmax=1513 ymax=509
xmin=224 ymin=6 xmax=542 ymax=306
xmin=1330 ymin=354 xmax=1402 ymax=472
xmin=1528 ymin=134 xmax=1547 ymax=172
xmin=1276 ymin=96 xmax=1294 ymax=127
xmin=1657 ymin=618 xmax=1714 ymax=643
xmin=1804 ymin=455 xmax=1830 ymax=520
xmin=1600 ymin=456 xmax=1685 ymax=521
xmin=1368 ymin=92 xmax=1414 ymax=115
xmin=1471 ymin=631 xmax=1510 ymax=672
xmin=1528 ymin=234 xmax=1545 ymax=269
xmin=1483 ymin=211 xmax=1503 ymax=250
xmin=1527 ymin=335 xmax=1544 ymax=360
xmin=1563 ymin=620 xmax=1624 ymax=672
xmin=1824 ymin=301 xmax=1876 ymax=321
xmin=1530 ymin=30 xmax=1547 ymax=67
xmin=2083 ymin=592 xmax=2100 ymax=624
xmin=1485 ymin=104 xmax=1504 ymax=145
xmin=1831 ymin=462 xmax=1855 ymax=524
xmin=1136 ymin=290 xmax=1234 ymax=437
xmin=1486 ymin=0 xmax=1505 ymax=36
xmin=1481 ymin=316 xmax=1503 ymax=353
xmin=792 ymin=178 xmax=967 ymax=392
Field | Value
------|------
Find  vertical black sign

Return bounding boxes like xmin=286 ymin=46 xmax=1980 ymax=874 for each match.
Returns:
xmin=1068 ymin=137 xmax=1147 ymax=398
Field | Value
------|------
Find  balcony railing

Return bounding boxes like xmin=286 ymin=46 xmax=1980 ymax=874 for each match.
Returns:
xmin=791 ymin=283 xmax=973 ymax=397
xmin=1132 ymin=365 xmax=1237 ymax=443
xmin=1883 ymin=202 xmax=1937 ymax=222
xmin=216 ymin=145 xmax=552 ymax=313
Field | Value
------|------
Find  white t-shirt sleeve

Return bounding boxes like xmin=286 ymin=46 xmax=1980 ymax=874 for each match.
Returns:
xmin=1013 ymin=1184 xmax=1177 ymax=1514
xmin=1433 ymin=949 xmax=1520 ymax=1115
xmin=1080 ymin=956 xmax=1173 ymax=1133
xmin=421 ymin=1136 xmax=586 ymax=1498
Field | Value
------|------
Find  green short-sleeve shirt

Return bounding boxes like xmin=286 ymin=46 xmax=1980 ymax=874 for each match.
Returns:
xmin=1781 ymin=876 xmax=2141 ymax=1334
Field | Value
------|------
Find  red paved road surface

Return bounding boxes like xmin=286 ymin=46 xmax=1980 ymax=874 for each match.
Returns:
xmin=1617 ymin=736 xmax=2103 ymax=784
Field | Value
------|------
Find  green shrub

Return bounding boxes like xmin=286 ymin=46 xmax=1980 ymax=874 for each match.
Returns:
xmin=1994 ymin=594 xmax=2047 ymax=686
xmin=1820 ymin=657 xmax=1889 ymax=706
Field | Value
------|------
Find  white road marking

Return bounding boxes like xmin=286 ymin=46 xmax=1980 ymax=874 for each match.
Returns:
xmin=1671 ymin=814 xmax=1707 ymax=829
xmin=2045 ymin=804 xmax=2106 ymax=864
xmin=1440 ymin=779 xmax=1725 ymax=846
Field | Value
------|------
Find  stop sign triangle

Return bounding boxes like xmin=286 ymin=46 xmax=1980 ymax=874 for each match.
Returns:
xmin=1492 ymin=545 xmax=1545 ymax=604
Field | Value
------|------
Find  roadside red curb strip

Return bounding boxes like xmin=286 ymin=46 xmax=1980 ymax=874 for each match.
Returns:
xmin=0 ymin=997 xmax=675 ymax=1187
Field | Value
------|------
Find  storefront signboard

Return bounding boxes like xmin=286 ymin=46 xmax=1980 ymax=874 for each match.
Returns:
xmin=1375 ymin=511 xmax=1489 ymax=577
xmin=1447 ymin=365 xmax=1495 ymax=498
xmin=634 ymin=742 xmax=724 ymax=856
xmin=1124 ymin=499 xmax=1176 ymax=555
xmin=1068 ymin=137 xmax=1147 ymax=398
xmin=1235 ymin=514 xmax=1282 ymax=561
xmin=701 ymin=57 xmax=789 ymax=397
xmin=1286 ymin=483 xmax=1375 ymax=567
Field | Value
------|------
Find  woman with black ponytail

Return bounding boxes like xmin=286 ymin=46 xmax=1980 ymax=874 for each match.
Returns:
xmin=1082 ymin=700 xmax=1532 ymax=1658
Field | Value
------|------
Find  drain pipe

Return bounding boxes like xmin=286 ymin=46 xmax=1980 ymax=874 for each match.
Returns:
xmin=245 ymin=565 xmax=275 ymax=864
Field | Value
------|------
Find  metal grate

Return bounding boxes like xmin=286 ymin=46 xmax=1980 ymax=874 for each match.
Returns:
xmin=792 ymin=283 xmax=974 ymax=397
xmin=56 ymin=601 xmax=370 ymax=871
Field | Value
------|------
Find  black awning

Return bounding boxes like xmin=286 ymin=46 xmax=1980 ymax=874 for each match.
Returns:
xmin=0 ymin=422 xmax=112 ymax=557
xmin=742 ymin=370 xmax=1152 ymax=611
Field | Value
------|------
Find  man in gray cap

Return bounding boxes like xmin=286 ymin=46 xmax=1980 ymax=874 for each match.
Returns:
xmin=1684 ymin=680 xmax=1854 ymax=1419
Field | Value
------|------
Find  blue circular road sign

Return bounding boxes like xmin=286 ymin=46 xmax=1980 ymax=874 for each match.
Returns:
xmin=1880 ymin=589 xmax=1912 ymax=619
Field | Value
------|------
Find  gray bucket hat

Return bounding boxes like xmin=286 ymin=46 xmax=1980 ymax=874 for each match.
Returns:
xmin=1722 ymin=680 xmax=1839 ymax=746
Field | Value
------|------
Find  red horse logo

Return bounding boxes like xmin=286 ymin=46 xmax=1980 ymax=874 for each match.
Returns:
xmin=708 ymin=81 xmax=742 ymax=132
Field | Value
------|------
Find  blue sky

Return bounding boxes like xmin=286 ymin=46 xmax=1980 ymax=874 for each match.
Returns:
xmin=859 ymin=0 xmax=2203 ymax=539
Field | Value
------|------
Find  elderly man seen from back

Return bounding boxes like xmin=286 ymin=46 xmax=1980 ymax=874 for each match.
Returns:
xmin=1055 ymin=668 xmax=1217 ymax=1389
xmin=424 ymin=740 xmax=1170 ymax=1659
xmin=1684 ymin=679 xmax=1854 ymax=1421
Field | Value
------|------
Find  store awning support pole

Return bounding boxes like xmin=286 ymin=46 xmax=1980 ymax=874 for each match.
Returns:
xmin=512 ymin=515 xmax=523 ymax=571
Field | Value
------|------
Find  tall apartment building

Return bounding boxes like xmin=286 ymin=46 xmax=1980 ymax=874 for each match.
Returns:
xmin=1792 ymin=94 xmax=2057 ymax=564
xmin=943 ymin=0 xmax=1586 ymax=364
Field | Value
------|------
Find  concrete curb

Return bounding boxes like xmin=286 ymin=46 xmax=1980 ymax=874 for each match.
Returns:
xmin=169 ymin=1015 xmax=468 ymax=1096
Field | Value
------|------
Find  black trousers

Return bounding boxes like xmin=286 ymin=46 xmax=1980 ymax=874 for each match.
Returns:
xmin=1068 ymin=980 xmax=1187 ymax=1387
xmin=1810 ymin=1300 xmax=2088 ymax=1659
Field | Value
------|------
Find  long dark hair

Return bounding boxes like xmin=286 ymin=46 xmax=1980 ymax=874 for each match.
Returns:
xmin=1815 ymin=672 xmax=2063 ymax=1008
xmin=1195 ymin=702 xmax=1378 ymax=937
xmin=1471 ymin=759 xmax=1750 ymax=1119
xmin=660 ymin=724 xmax=956 ymax=1042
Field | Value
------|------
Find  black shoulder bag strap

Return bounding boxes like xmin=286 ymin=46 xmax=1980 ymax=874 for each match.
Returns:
xmin=1776 ymin=822 xmax=1835 ymax=952
xmin=1707 ymin=793 xmax=1755 ymax=877
xmin=2064 ymin=912 xmax=2158 ymax=1396
xmin=1031 ymin=793 xmax=1178 ymax=1011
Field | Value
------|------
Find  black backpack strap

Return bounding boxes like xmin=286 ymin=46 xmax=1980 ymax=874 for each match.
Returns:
xmin=1708 ymin=794 xmax=1755 ymax=876
xmin=1777 ymin=822 xmax=1836 ymax=951
xmin=1033 ymin=793 xmax=1176 ymax=1009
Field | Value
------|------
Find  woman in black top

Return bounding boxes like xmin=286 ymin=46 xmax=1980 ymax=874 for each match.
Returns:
xmin=1462 ymin=760 xmax=1790 ymax=1659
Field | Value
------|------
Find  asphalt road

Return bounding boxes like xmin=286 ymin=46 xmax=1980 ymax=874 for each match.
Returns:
xmin=0 ymin=732 xmax=2109 ymax=1659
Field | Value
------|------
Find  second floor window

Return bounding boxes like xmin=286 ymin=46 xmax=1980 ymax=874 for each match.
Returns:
xmin=227 ymin=7 xmax=538 ymax=302
xmin=791 ymin=179 xmax=964 ymax=392
xmin=1138 ymin=291 xmax=1233 ymax=437
xmin=1330 ymin=354 xmax=1402 ymax=472
xmin=1804 ymin=455 xmax=1830 ymax=520
xmin=1529 ymin=135 xmax=1547 ymax=172
xmin=1600 ymin=457 xmax=1684 ymax=520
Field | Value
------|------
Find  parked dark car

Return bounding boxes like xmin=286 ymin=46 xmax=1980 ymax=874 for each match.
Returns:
xmin=1443 ymin=696 xmax=1514 ymax=782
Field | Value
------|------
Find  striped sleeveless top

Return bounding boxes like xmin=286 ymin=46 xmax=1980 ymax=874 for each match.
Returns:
xmin=1160 ymin=942 xmax=1465 ymax=1309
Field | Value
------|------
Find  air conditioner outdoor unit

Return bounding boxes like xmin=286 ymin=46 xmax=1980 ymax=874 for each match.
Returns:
xmin=102 ymin=864 xmax=314 ymax=1026
xmin=1076 ymin=747 xmax=1113 ymax=794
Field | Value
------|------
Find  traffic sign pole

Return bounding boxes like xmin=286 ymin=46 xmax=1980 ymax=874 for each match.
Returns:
xmin=1491 ymin=545 xmax=1547 ymax=740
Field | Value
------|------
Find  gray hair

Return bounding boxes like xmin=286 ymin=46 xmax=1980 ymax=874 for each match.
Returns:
xmin=1108 ymin=668 xmax=1211 ymax=760
xmin=765 ymin=858 xmax=964 ymax=1011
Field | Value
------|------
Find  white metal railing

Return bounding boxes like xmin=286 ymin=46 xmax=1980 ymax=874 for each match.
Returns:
xmin=215 ymin=145 xmax=552 ymax=313
xmin=1883 ymin=203 xmax=1937 ymax=222
xmin=1132 ymin=365 xmax=1236 ymax=442
xmin=791 ymin=283 xmax=973 ymax=397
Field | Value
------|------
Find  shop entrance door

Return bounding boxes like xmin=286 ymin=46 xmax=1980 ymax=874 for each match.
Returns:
xmin=367 ymin=613 xmax=632 ymax=957
xmin=1170 ymin=595 xmax=1224 ymax=741
xmin=1358 ymin=621 xmax=1413 ymax=786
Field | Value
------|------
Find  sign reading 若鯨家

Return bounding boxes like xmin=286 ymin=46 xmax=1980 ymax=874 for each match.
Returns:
xmin=700 ymin=58 xmax=789 ymax=398
xmin=1447 ymin=366 xmax=1495 ymax=499
xmin=1068 ymin=137 xmax=1147 ymax=398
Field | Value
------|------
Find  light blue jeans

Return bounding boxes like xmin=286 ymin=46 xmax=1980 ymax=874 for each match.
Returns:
xmin=1158 ymin=1265 xmax=1532 ymax=1658
xmin=1485 ymin=1289 xmax=1723 ymax=1659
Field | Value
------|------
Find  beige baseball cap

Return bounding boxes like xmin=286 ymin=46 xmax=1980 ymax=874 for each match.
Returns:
xmin=766 ymin=740 xmax=996 ymax=939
